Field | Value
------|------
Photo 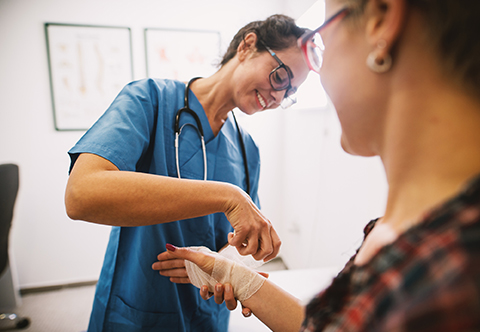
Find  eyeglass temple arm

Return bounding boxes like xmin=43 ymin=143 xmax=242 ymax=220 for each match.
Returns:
xmin=300 ymin=7 xmax=350 ymax=45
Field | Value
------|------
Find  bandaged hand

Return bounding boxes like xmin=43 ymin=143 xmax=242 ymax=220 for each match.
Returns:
xmin=164 ymin=244 xmax=266 ymax=303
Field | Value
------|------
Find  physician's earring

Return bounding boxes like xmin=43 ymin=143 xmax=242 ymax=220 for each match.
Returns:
xmin=366 ymin=40 xmax=392 ymax=73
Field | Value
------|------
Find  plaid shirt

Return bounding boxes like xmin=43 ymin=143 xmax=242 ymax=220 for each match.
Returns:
xmin=301 ymin=175 xmax=480 ymax=332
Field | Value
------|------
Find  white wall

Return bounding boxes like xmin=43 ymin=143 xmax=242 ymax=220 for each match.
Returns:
xmin=0 ymin=0 xmax=388 ymax=289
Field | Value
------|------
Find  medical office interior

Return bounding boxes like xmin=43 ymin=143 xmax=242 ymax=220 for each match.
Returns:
xmin=0 ymin=0 xmax=387 ymax=331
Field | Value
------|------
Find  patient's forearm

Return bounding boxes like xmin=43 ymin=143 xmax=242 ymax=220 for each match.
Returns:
xmin=242 ymin=280 xmax=305 ymax=332
xmin=158 ymin=245 xmax=305 ymax=331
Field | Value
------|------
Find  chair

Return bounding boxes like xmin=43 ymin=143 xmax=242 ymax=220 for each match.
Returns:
xmin=0 ymin=164 xmax=30 ymax=330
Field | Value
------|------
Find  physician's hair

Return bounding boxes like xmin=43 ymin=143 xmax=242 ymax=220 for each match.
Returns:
xmin=219 ymin=14 xmax=306 ymax=67
xmin=344 ymin=0 xmax=480 ymax=96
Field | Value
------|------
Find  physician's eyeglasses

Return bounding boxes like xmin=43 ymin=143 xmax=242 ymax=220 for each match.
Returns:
xmin=298 ymin=7 xmax=350 ymax=73
xmin=259 ymin=40 xmax=297 ymax=109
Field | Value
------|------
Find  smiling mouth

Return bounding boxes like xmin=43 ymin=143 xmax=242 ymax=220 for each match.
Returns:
xmin=256 ymin=90 xmax=267 ymax=109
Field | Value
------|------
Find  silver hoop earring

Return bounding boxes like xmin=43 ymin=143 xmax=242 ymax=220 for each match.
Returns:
xmin=366 ymin=52 xmax=392 ymax=73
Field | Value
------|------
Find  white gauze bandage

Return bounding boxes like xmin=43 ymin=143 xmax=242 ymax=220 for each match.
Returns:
xmin=184 ymin=246 xmax=266 ymax=302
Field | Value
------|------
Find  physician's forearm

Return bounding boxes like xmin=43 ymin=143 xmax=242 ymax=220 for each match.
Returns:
xmin=65 ymin=153 xmax=241 ymax=226
xmin=242 ymin=280 xmax=305 ymax=332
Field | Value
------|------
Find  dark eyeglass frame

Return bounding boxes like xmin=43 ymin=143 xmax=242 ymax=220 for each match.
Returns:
xmin=298 ymin=7 xmax=350 ymax=73
xmin=259 ymin=41 xmax=296 ymax=100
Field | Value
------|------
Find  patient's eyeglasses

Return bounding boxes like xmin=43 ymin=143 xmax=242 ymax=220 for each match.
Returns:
xmin=259 ymin=40 xmax=297 ymax=109
xmin=298 ymin=8 xmax=350 ymax=73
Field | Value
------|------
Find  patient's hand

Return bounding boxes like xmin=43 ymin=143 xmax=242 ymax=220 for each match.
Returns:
xmin=200 ymin=282 xmax=239 ymax=311
xmin=153 ymin=242 xmax=232 ymax=283
xmin=152 ymin=248 xmax=190 ymax=283
xmin=153 ymin=244 xmax=267 ymax=317
xmin=200 ymin=273 xmax=269 ymax=317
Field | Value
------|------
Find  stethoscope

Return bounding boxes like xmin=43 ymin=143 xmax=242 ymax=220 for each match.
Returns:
xmin=174 ymin=77 xmax=250 ymax=195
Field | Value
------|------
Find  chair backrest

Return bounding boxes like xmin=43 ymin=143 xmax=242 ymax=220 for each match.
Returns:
xmin=0 ymin=164 xmax=19 ymax=275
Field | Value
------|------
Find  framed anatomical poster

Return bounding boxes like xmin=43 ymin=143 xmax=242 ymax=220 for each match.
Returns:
xmin=144 ymin=28 xmax=221 ymax=82
xmin=45 ymin=23 xmax=133 ymax=131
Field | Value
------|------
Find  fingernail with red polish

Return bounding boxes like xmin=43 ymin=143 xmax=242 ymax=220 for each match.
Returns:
xmin=166 ymin=243 xmax=176 ymax=252
xmin=243 ymin=310 xmax=252 ymax=318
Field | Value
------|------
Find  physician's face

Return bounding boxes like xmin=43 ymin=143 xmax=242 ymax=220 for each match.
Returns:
xmin=232 ymin=45 xmax=309 ymax=115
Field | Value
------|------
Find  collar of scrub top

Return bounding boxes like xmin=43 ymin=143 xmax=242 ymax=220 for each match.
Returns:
xmin=174 ymin=77 xmax=250 ymax=195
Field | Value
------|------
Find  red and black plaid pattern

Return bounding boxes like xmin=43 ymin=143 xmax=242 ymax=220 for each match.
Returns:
xmin=301 ymin=175 xmax=480 ymax=331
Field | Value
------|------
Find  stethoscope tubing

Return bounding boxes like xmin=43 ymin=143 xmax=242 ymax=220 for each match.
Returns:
xmin=174 ymin=77 xmax=207 ymax=181
xmin=174 ymin=77 xmax=250 ymax=195
xmin=175 ymin=127 xmax=207 ymax=181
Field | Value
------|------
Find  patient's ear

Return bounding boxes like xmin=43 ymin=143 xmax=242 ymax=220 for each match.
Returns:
xmin=364 ymin=0 xmax=407 ymax=57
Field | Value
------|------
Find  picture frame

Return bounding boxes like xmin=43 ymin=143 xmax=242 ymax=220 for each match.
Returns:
xmin=45 ymin=23 xmax=133 ymax=131
xmin=144 ymin=28 xmax=221 ymax=82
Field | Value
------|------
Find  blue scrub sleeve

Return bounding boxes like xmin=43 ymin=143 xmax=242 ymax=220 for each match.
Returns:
xmin=68 ymin=79 xmax=163 ymax=173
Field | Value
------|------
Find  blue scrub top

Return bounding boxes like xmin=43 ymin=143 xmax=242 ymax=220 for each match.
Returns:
xmin=68 ymin=78 xmax=261 ymax=332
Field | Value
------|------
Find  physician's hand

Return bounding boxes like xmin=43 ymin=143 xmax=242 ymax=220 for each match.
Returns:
xmin=224 ymin=187 xmax=281 ymax=262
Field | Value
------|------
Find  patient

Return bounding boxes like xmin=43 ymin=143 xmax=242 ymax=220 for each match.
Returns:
xmin=153 ymin=0 xmax=480 ymax=330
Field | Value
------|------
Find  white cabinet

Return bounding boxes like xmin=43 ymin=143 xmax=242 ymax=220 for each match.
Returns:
xmin=278 ymin=106 xmax=388 ymax=270
xmin=237 ymin=103 xmax=388 ymax=271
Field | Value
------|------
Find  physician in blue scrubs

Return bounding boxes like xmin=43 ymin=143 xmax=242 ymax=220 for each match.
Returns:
xmin=65 ymin=14 xmax=309 ymax=332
